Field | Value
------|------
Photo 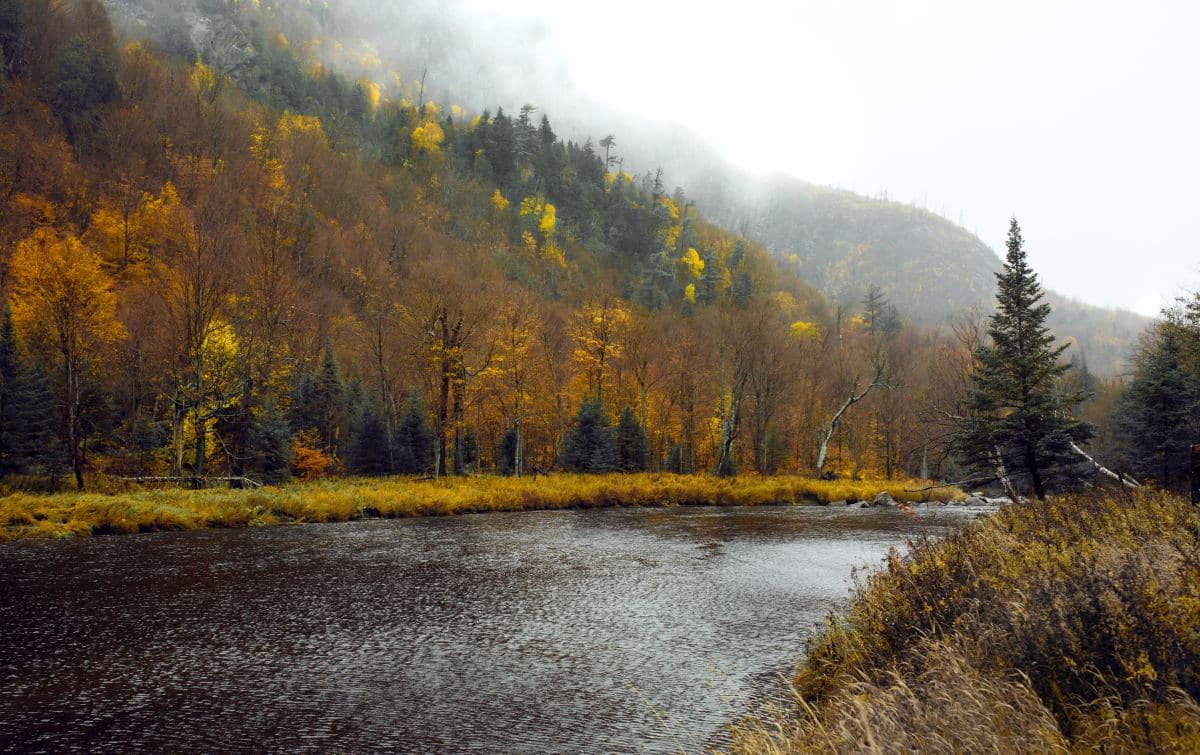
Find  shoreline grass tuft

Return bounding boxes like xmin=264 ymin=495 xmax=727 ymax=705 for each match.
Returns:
xmin=0 ymin=473 xmax=963 ymax=540
xmin=727 ymin=489 xmax=1200 ymax=753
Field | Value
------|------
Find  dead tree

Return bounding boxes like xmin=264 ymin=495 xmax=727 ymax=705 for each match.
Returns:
xmin=815 ymin=360 xmax=888 ymax=477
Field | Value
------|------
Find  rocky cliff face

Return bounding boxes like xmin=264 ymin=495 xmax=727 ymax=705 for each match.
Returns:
xmin=104 ymin=0 xmax=254 ymax=74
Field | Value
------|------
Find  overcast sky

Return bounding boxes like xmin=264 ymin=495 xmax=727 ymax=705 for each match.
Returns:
xmin=459 ymin=0 xmax=1198 ymax=316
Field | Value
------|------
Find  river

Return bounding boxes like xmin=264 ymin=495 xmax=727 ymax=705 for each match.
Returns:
xmin=0 ymin=503 xmax=988 ymax=753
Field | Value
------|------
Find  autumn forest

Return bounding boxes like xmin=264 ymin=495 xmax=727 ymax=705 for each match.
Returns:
xmin=0 ymin=0 xmax=1188 ymax=500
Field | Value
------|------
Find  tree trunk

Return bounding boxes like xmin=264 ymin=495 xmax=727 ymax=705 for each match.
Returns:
xmin=816 ymin=377 xmax=882 ymax=476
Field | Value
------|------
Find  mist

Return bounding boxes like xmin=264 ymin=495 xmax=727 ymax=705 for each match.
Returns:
xmin=111 ymin=0 xmax=1199 ymax=317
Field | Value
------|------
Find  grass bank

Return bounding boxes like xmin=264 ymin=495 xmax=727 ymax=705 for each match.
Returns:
xmin=0 ymin=473 xmax=963 ymax=541
xmin=729 ymin=489 xmax=1200 ymax=753
xmin=0 ymin=470 xmax=960 ymax=542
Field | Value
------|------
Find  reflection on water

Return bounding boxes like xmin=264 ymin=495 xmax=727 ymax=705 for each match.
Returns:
xmin=0 ymin=503 xmax=988 ymax=752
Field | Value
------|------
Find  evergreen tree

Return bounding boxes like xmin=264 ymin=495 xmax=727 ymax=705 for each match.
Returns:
xmin=395 ymin=389 xmax=433 ymax=475
xmin=53 ymin=36 xmax=119 ymax=149
xmin=615 ymin=406 xmax=647 ymax=472
xmin=248 ymin=400 xmax=292 ymax=485
xmin=958 ymin=219 xmax=1090 ymax=499
xmin=0 ymin=0 xmax=27 ymax=76
xmin=291 ymin=344 xmax=347 ymax=456
xmin=496 ymin=425 xmax=518 ymax=476
xmin=732 ymin=268 xmax=754 ymax=307
xmin=348 ymin=403 xmax=392 ymax=476
xmin=1114 ymin=326 xmax=1200 ymax=489
xmin=0 ymin=309 xmax=58 ymax=476
xmin=562 ymin=398 xmax=619 ymax=473
xmin=862 ymin=284 xmax=901 ymax=340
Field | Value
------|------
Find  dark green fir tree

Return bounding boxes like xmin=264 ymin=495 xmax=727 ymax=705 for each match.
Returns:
xmin=615 ymin=406 xmax=647 ymax=472
xmin=562 ymin=398 xmax=619 ymax=473
xmin=958 ymin=219 xmax=1091 ymax=499
xmin=348 ymin=402 xmax=392 ymax=476
xmin=248 ymin=399 xmax=292 ymax=485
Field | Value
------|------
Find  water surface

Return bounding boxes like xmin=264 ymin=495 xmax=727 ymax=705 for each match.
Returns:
xmin=0 ymin=503 xmax=987 ymax=752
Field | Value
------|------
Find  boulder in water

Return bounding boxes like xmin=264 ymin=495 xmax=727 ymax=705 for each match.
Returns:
xmin=872 ymin=491 xmax=898 ymax=507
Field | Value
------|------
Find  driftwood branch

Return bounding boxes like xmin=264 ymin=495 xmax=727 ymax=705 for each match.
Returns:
xmin=117 ymin=476 xmax=263 ymax=489
xmin=1071 ymin=442 xmax=1140 ymax=488
xmin=904 ymin=474 xmax=999 ymax=493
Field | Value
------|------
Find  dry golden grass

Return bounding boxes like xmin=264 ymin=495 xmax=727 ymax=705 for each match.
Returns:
xmin=728 ymin=489 xmax=1200 ymax=753
xmin=0 ymin=473 xmax=962 ymax=540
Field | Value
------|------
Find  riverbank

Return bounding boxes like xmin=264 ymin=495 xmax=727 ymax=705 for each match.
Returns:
xmin=728 ymin=489 xmax=1200 ymax=752
xmin=0 ymin=473 xmax=964 ymax=540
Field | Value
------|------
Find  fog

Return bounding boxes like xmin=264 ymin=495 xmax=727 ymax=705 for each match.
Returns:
xmin=130 ymin=0 xmax=1200 ymax=316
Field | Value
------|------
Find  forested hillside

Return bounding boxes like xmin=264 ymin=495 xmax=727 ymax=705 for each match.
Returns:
xmin=5 ymin=0 xmax=996 ymax=491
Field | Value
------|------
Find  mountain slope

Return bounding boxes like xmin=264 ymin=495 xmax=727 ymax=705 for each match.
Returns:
xmin=687 ymin=173 xmax=1149 ymax=376
xmin=101 ymin=0 xmax=1149 ymax=377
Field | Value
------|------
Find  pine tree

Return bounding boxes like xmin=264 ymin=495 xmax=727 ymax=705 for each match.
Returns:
xmin=562 ymin=398 xmax=619 ymax=473
xmin=615 ymin=406 xmax=647 ymax=472
xmin=248 ymin=400 xmax=292 ymax=485
xmin=862 ymin=284 xmax=901 ymax=340
xmin=1115 ymin=326 xmax=1200 ymax=489
xmin=0 ymin=309 xmax=58 ymax=476
xmin=291 ymin=344 xmax=347 ymax=457
xmin=497 ymin=426 xmax=518 ymax=476
xmin=395 ymin=389 xmax=433 ymax=475
xmin=348 ymin=403 xmax=392 ymax=476
xmin=958 ymin=219 xmax=1091 ymax=499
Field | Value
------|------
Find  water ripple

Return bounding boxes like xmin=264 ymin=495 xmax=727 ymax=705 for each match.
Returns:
xmin=0 ymin=504 xmax=987 ymax=752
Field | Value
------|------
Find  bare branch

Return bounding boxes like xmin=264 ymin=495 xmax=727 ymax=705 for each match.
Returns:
xmin=1071 ymin=442 xmax=1141 ymax=488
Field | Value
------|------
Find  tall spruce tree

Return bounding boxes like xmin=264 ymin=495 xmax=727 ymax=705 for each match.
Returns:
xmin=959 ymin=219 xmax=1090 ymax=499
xmin=0 ymin=309 xmax=58 ymax=476
xmin=615 ymin=406 xmax=647 ymax=472
xmin=291 ymin=344 xmax=347 ymax=456
xmin=1114 ymin=326 xmax=1200 ymax=489
xmin=562 ymin=398 xmax=619 ymax=473
xmin=247 ymin=399 xmax=292 ymax=485
xmin=862 ymin=284 xmax=901 ymax=340
xmin=395 ymin=389 xmax=433 ymax=475
xmin=348 ymin=403 xmax=392 ymax=476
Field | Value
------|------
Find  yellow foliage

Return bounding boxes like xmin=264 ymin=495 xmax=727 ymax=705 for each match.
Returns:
xmin=684 ymin=283 xmax=697 ymax=304
xmin=9 ymin=228 xmax=126 ymax=361
xmin=357 ymin=79 xmax=381 ymax=112
xmin=790 ymin=320 xmax=821 ymax=340
xmin=274 ymin=32 xmax=289 ymax=48
xmin=411 ymin=121 xmax=444 ymax=154
xmin=451 ymin=104 xmax=464 ymax=119
xmin=680 ymin=247 xmax=705 ymax=278
xmin=543 ymin=241 xmax=566 ymax=268
xmin=491 ymin=189 xmax=510 ymax=212
xmin=278 ymin=112 xmax=326 ymax=144
xmin=659 ymin=196 xmax=680 ymax=221
xmin=521 ymin=230 xmax=538 ymax=256
xmin=538 ymin=201 xmax=556 ymax=238
xmin=518 ymin=195 xmax=540 ymax=217
xmin=189 ymin=61 xmax=219 ymax=103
